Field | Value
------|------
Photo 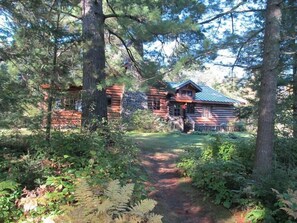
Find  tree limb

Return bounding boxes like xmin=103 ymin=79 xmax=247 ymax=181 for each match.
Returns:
xmin=199 ymin=2 xmax=258 ymax=25
xmin=105 ymin=0 xmax=144 ymax=23
xmin=106 ymin=28 xmax=143 ymax=75
xmin=232 ymin=28 xmax=264 ymax=71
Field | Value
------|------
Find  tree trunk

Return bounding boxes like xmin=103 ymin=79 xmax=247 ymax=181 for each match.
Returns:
xmin=288 ymin=0 xmax=297 ymax=138
xmin=254 ymin=0 xmax=282 ymax=176
xmin=45 ymin=89 xmax=53 ymax=142
xmin=81 ymin=0 xmax=107 ymax=129
xmin=45 ymin=12 xmax=60 ymax=143
xmin=293 ymin=45 xmax=297 ymax=138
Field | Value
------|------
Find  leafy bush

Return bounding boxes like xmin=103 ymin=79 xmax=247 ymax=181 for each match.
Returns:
xmin=178 ymin=135 xmax=255 ymax=208
xmin=0 ymin=124 xmax=148 ymax=222
xmin=245 ymin=205 xmax=272 ymax=223
xmin=128 ymin=109 xmax=169 ymax=132
xmin=178 ymin=133 xmax=297 ymax=222
xmin=0 ymin=181 xmax=22 ymax=222
xmin=274 ymin=137 xmax=297 ymax=169
xmin=234 ymin=121 xmax=247 ymax=132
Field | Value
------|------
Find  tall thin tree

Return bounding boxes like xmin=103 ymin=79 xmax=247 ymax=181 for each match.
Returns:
xmin=287 ymin=0 xmax=297 ymax=138
xmin=81 ymin=0 xmax=107 ymax=129
xmin=254 ymin=0 xmax=282 ymax=176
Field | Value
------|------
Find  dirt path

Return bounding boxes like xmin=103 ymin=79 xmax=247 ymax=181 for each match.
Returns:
xmin=140 ymin=150 xmax=237 ymax=223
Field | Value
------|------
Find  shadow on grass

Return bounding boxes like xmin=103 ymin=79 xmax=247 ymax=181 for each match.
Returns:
xmin=127 ymin=132 xmax=211 ymax=153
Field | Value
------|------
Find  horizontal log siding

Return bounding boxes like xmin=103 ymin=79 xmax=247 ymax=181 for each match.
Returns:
xmin=51 ymin=110 xmax=81 ymax=127
xmin=188 ymin=104 xmax=237 ymax=126
xmin=44 ymin=85 xmax=124 ymax=128
xmin=106 ymin=85 xmax=124 ymax=119
xmin=147 ymin=87 xmax=168 ymax=118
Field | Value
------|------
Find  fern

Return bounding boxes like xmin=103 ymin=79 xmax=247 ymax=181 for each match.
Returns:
xmin=104 ymin=179 xmax=134 ymax=214
xmin=273 ymin=188 xmax=297 ymax=220
xmin=130 ymin=199 xmax=157 ymax=215
xmin=55 ymin=179 xmax=163 ymax=223
xmin=0 ymin=180 xmax=19 ymax=196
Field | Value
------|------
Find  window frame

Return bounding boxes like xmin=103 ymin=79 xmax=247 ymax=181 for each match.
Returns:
xmin=107 ymin=95 xmax=112 ymax=108
xmin=149 ymin=97 xmax=161 ymax=110
xmin=153 ymin=98 xmax=161 ymax=110
xmin=202 ymin=105 xmax=212 ymax=118
xmin=173 ymin=104 xmax=181 ymax=116
xmin=186 ymin=103 xmax=195 ymax=114
xmin=181 ymin=90 xmax=193 ymax=97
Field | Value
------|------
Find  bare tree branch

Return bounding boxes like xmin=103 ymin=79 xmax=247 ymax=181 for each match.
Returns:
xmin=105 ymin=0 xmax=144 ymax=23
xmin=232 ymin=28 xmax=264 ymax=71
xmin=106 ymin=28 xmax=143 ymax=75
xmin=104 ymin=13 xmax=145 ymax=23
xmin=198 ymin=2 xmax=261 ymax=25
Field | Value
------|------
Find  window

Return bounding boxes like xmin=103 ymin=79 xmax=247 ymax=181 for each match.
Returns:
xmin=153 ymin=98 xmax=160 ymax=110
xmin=64 ymin=97 xmax=77 ymax=110
xmin=53 ymin=93 xmax=81 ymax=111
xmin=149 ymin=98 xmax=160 ymax=110
xmin=202 ymin=106 xmax=212 ymax=118
xmin=75 ymin=100 xmax=82 ymax=111
xmin=107 ymin=95 xmax=112 ymax=107
xmin=186 ymin=103 xmax=195 ymax=114
xmin=181 ymin=90 xmax=193 ymax=97
xmin=174 ymin=104 xmax=181 ymax=116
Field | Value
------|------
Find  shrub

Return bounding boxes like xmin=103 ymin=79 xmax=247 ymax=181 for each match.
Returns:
xmin=0 ymin=124 xmax=147 ymax=222
xmin=0 ymin=181 xmax=22 ymax=222
xmin=178 ymin=135 xmax=255 ymax=208
xmin=245 ymin=205 xmax=272 ymax=223
xmin=128 ymin=109 xmax=169 ymax=132
xmin=274 ymin=137 xmax=297 ymax=169
xmin=178 ymin=133 xmax=297 ymax=222
xmin=234 ymin=121 xmax=246 ymax=132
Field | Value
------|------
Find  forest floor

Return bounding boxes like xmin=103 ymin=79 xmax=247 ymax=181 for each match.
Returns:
xmin=130 ymin=132 xmax=247 ymax=223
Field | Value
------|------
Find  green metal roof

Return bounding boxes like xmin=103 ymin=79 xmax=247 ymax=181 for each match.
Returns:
xmin=195 ymin=85 xmax=239 ymax=103
xmin=167 ymin=81 xmax=238 ymax=104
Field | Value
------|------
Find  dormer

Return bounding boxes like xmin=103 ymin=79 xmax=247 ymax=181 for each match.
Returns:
xmin=167 ymin=80 xmax=202 ymax=101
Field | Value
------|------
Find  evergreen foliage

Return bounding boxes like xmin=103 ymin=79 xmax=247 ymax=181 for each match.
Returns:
xmin=0 ymin=63 xmax=31 ymax=127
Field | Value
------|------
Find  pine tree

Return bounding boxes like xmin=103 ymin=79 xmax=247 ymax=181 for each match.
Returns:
xmin=254 ymin=0 xmax=282 ymax=176
xmin=0 ymin=0 xmax=81 ymax=138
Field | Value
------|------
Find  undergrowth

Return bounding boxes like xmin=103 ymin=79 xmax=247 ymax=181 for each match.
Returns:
xmin=178 ymin=134 xmax=297 ymax=222
xmin=53 ymin=179 xmax=162 ymax=223
xmin=0 ymin=125 xmax=149 ymax=222
xmin=128 ymin=109 xmax=169 ymax=132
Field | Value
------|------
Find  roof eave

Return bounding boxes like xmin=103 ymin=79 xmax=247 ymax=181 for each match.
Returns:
xmin=173 ymin=80 xmax=202 ymax=92
xmin=193 ymin=100 xmax=236 ymax=105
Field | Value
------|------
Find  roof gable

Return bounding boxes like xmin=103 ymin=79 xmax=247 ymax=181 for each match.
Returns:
xmin=167 ymin=80 xmax=239 ymax=104
xmin=167 ymin=80 xmax=202 ymax=92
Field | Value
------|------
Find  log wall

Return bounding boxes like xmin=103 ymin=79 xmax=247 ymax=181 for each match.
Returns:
xmin=106 ymin=85 xmax=125 ymax=119
xmin=147 ymin=87 xmax=168 ymax=118
xmin=42 ymin=85 xmax=124 ymax=128
xmin=188 ymin=104 xmax=237 ymax=126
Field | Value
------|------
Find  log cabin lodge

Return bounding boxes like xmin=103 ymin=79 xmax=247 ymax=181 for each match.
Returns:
xmin=41 ymin=80 xmax=240 ymax=131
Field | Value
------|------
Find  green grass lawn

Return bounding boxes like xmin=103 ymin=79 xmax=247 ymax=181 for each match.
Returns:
xmin=127 ymin=131 xmax=210 ymax=152
xmin=127 ymin=131 xmax=250 ymax=153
